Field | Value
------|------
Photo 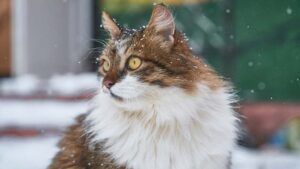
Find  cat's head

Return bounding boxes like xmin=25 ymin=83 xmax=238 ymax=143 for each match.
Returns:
xmin=98 ymin=4 xmax=222 ymax=105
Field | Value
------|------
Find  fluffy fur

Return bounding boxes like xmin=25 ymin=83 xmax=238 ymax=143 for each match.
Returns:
xmin=87 ymin=82 xmax=236 ymax=169
xmin=49 ymin=4 xmax=237 ymax=169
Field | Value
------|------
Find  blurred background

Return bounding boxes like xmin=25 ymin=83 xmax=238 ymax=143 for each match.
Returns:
xmin=0 ymin=0 xmax=300 ymax=169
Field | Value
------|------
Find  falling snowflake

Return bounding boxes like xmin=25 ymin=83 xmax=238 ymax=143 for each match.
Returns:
xmin=258 ymin=82 xmax=266 ymax=90
xmin=248 ymin=61 xmax=254 ymax=67
xmin=286 ymin=7 xmax=292 ymax=15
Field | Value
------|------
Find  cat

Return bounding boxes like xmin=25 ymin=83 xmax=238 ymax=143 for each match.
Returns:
xmin=49 ymin=4 xmax=237 ymax=169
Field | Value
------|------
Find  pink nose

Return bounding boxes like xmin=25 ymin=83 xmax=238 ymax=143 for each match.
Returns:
xmin=103 ymin=80 xmax=114 ymax=89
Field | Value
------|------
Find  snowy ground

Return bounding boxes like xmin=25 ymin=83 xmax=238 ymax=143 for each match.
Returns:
xmin=0 ymin=136 xmax=60 ymax=169
xmin=0 ymin=99 xmax=87 ymax=169
xmin=1 ymin=74 xmax=300 ymax=169
xmin=1 ymin=136 xmax=300 ymax=169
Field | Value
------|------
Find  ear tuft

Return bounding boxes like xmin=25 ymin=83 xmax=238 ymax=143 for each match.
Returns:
xmin=147 ymin=4 xmax=175 ymax=43
xmin=102 ymin=11 xmax=121 ymax=40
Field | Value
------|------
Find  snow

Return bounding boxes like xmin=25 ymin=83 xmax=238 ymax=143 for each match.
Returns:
xmin=48 ymin=73 xmax=98 ymax=96
xmin=0 ymin=73 xmax=98 ymax=97
xmin=286 ymin=7 xmax=292 ymax=15
xmin=0 ymin=74 xmax=94 ymax=127
xmin=0 ymin=137 xmax=60 ymax=169
xmin=0 ymin=100 xmax=88 ymax=128
xmin=248 ymin=61 xmax=254 ymax=67
xmin=0 ymin=75 xmax=40 ymax=95
xmin=258 ymin=82 xmax=266 ymax=90
xmin=232 ymin=147 xmax=300 ymax=169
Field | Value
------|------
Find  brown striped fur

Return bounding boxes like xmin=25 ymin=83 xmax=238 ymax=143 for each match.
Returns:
xmin=48 ymin=114 xmax=125 ymax=169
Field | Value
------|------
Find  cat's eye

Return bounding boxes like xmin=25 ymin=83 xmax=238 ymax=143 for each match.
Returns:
xmin=128 ymin=57 xmax=142 ymax=70
xmin=102 ymin=60 xmax=110 ymax=72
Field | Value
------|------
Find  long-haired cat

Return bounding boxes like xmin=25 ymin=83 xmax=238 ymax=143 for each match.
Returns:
xmin=49 ymin=4 xmax=237 ymax=169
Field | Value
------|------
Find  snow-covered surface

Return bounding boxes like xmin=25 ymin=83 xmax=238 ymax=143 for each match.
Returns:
xmin=0 ymin=137 xmax=60 ymax=169
xmin=48 ymin=74 xmax=98 ymax=96
xmin=0 ymin=75 xmax=40 ymax=95
xmin=0 ymin=73 xmax=98 ymax=96
xmin=232 ymin=147 xmax=300 ymax=169
xmin=1 ymin=136 xmax=300 ymax=169
xmin=0 ymin=100 xmax=88 ymax=128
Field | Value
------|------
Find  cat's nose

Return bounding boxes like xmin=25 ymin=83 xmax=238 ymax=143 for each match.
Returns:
xmin=103 ymin=80 xmax=115 ymax=89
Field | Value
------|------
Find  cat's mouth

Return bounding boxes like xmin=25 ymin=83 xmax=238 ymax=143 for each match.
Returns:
xmin=102 ymin=86 xmax=124 ymax=101
xmin=110 ymin=92 xmax=124 ymax=101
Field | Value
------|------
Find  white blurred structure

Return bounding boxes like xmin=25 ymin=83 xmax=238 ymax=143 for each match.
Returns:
xmin=11 ymin=0 xmax=93 ymax=77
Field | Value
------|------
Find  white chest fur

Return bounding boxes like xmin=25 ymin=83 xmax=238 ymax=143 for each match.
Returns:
xmin=86 ymin=84 xmax=236 ymax=169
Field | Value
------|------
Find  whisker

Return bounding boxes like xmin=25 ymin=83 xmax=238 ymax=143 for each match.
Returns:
xmin=89 ymin=38 xmax=108 ymax=46
xmin=77 ymin=47 xmax=103 ymax=64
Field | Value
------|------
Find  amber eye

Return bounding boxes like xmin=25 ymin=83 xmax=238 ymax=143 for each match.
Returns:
xmin=102 ymin=60 xmax=110 ymax=72
xmin=128 ymin=57 xmax=142 ymax=70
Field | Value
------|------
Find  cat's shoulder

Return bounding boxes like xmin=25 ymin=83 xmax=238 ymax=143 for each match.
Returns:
xmin=48 ymin=113 xmax=125 ymax=169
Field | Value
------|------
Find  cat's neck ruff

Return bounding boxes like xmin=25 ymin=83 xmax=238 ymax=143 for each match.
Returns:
xmin=86 ymin=83 xmax=236 ymax=169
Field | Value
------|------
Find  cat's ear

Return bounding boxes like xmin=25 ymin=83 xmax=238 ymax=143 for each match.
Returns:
xmin=147 ymin=4 xmax=175 ymax=44
xmin=102 ymin=11 xmax=121 ymax=40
